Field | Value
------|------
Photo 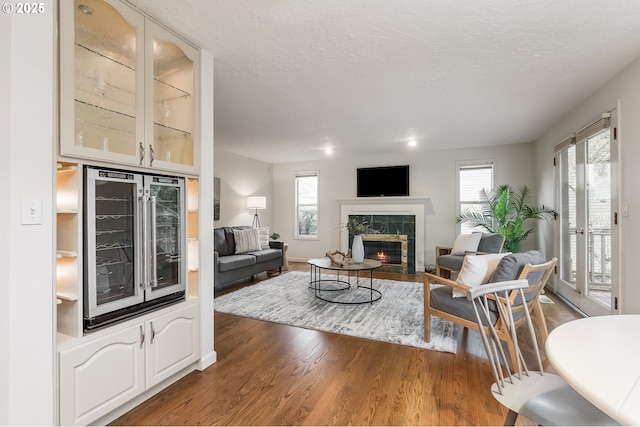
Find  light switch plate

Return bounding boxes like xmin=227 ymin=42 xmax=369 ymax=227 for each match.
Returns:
xmin=21 ymin=198 xmax=42 ymax=225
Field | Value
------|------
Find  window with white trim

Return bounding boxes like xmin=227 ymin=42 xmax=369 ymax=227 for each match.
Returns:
xmin=295 ymin=172 xmax=318 ymax=238
xmin=457 ymin=162 xmax=494 ymax=234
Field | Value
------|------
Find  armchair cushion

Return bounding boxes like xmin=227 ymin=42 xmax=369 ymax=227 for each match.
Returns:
xmin=451 ymin=233 xmax=482 ymax=255
xmin=477 ymin=233 xmax=506 ymax=253
xmin=453 ymin=252 xmax=511 ymax=297
xmin=490 ymin=250 xmax=546 ymax=284
xmin=436 ymin=254 xmax=464 ymax=271
xmin=431 ymin=285 xmax=499 ymax=325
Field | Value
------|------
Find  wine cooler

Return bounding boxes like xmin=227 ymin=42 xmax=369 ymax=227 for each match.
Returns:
xmin=84 ymin=166 xmax=186 ymax=330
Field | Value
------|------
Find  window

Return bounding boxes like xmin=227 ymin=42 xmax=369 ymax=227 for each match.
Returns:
xmin=457 ymin=161 xmax=494 ymax=234
xmin=295 ymin=172 xmax=318 ymax=238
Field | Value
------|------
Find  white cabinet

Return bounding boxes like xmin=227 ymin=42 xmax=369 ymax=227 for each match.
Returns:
xmin=145 ymin=303 xmax=200 ymax=387
xmin=59 ymin=324 xmax=145 ymax=426
xmin=59 ymin=303 xmax=200 ymax=426
xmin=60 ymin=0 xmax=199 ymax=174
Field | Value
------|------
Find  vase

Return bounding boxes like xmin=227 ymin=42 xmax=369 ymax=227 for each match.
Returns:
xmin=352 ymin=234 xmax=364 ymax=264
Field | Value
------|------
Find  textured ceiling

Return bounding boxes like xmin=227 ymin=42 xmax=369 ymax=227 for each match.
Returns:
xmin=127 ymin=0 xmax=640 ymax=163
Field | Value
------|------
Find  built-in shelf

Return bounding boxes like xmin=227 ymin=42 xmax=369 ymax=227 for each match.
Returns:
xmin=57 ymin=164 xmax=78 ymax=172
xmin=187 ymin=238 xmax=199 ymax=273
xmin=57 ymin=209 xmax=79 ymax=214
xmin=56 ymin=291 xmax=79 ymax=302
xmin=57 ymin=250 xmax=78 ymax=258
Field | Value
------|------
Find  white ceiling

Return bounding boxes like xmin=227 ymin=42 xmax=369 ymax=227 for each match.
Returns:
xmin=127 ymin=0 xmax=640 ymax=164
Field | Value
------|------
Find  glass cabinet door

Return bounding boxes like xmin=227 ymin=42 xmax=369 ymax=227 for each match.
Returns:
xmin=61 ymin=0 xmax=144 ymax=164
xmin=146 ymin=20 xmax=199 ymax=173
xmin=86 ymin=169 xmax=144 ymax=317
xmin=146 ymin=176 xmax=186 ymax=299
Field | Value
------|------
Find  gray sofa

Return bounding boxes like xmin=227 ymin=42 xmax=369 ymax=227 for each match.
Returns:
xmin=214 ymin=226 xmax=284 ymax=292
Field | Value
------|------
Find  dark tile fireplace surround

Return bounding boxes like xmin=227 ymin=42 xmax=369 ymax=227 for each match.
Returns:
xmin=348 ymin=214 xmax=416 ymax=274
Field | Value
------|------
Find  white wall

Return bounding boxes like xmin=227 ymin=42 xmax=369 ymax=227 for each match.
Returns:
xmin=1 ymin=2 xmax=56 ymax=424
xmin=198 ymin=51 xmax=217 ymax=369
xmin=213 ymin=150 xmax=274 ymax=229
xmin=534 ymin=54 xmax=640 ymax=314
xmin=0 ymin=9 xmax=10 ymax=425
xmin=272 ymin=143 xmax=537 ymax=266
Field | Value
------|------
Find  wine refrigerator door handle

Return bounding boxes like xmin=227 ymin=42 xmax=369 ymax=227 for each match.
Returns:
xmin=140 ymin=195 xmax=149 ymax=290
xmin=150 ymin=195 xmax=158 ymax=288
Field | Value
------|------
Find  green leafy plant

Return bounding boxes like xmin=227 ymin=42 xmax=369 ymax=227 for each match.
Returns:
xmin=345 ymin=217 xmax=378 ymax=235
xmin=456 ymin=184 xmax=556 ymax=253
xmin=269 ymin=232 xmax=280 ymax=240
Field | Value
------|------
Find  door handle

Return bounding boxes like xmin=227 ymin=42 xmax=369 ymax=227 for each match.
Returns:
xmin=139 ymin=142 xmax=145 ymax=165
xmin=575 ymin=228 xmax=585 ymax=235
xmin=139 ymin=325 xmax=145 ymax=348
xmin=150 ymin=322 xmax=156 ymax=344
xmin=149 ymin=144 xmax=155 ymax=167
xmin=150 ymin=195 xmax=158 ymax=288
xmin=141 ymin=195 xmax=149 ymax=290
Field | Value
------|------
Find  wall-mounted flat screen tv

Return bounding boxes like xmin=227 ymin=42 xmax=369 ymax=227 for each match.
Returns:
xmin=357 ymin=165 xmax=409 ymax=197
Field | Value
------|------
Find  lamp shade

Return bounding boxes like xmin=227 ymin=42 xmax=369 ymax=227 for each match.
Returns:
xmin=247 ymin=196 xmax=266 ymax=210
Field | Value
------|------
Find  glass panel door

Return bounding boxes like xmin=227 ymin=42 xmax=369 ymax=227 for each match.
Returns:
xmin=85 ymin=169 xmax=143 ymax=318
xmin=585 ymin=131 xmax=614 ymax=309
xmin=146 ymin=176 xmax=186 ymax=300
xmin=71 ymin=0 xmax=143 ymax=160
xmin=146 ymin=20 xmax=197 ymax=170
xmin=557 ymin=115 xmax=618 ymax=316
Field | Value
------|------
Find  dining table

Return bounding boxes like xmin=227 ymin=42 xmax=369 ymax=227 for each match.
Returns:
xmin=545 ymin=314 xmax=640 ymax=425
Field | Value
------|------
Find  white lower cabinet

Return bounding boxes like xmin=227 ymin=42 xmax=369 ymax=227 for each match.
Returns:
xmin=145 ymin=303 xmax=200 ymax=387
xmin=59 ymin=303 xmax=199 ymax=426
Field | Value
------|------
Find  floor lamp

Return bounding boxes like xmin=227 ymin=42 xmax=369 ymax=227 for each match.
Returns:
xmin=247 ymin=196 xmax=266 ymax=228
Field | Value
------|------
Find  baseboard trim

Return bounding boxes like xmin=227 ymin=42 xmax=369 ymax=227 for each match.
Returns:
xmin=197 ymin=351 xmax=217 ymax=371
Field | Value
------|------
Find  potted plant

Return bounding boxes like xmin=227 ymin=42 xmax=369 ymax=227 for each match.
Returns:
xmin=456 ymin=184 xmax=556 ymax=253
xmin=346 ymin=217 xmax=374 ymax=236
xmin=345 ymin=217 xmax=378 ymax=263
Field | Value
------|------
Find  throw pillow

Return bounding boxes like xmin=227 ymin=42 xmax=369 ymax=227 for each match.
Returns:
xmin=233 ymin=228 xmax=262 ymax=254
xmin=450 ymin=233 xmax=482 ymax=255
xmin=258 ymin=227 xmax=270 ymax=249
xmin=452 ymin=252 xmax=511 ymax=297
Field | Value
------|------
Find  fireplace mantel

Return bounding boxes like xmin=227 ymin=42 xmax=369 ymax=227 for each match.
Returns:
xmin=337 ymin=196 xmax=431 ymax=208
xmin=338 ymin=197 xmax=431 ymax=272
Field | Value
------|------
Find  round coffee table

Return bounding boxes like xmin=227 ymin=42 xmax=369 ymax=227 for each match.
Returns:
xmin=307 ymin=257 xmax=382 ymax=304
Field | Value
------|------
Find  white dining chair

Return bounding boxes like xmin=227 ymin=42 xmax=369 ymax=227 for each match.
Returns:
xmin=467 ymin=280 xmax=619 ymax=426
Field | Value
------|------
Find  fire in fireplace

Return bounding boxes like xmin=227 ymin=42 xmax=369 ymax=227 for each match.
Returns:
xmin=362 ymin=234 xmax=408 ymax=273
xmin=364 ymin=241 xmax=402 ymax=264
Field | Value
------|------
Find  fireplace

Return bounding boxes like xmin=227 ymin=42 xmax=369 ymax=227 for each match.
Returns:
xmin=338 ymin=196 xmax=431 ymax=274
xmin=362 ymin=234 xmax=408 ymax=273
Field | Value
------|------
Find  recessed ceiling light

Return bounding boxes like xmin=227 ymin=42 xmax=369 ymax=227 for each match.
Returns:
xmin=408 ymin=140 xmax=417 ymax=147
xmin=325 ymin=147 xmax=333 ymax=155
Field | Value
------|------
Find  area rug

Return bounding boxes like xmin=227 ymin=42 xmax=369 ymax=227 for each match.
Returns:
xmin=214 ymin=271 xmax=459 ymax=353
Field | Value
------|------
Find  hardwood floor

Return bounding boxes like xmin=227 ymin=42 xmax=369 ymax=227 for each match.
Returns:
xmin=111 ymin=262 xmax=581 ymax=426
